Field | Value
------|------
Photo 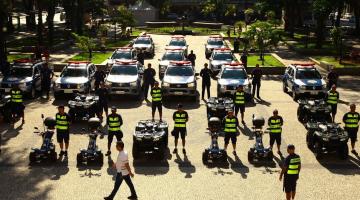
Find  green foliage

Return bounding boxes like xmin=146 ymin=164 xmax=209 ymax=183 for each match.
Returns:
xmin=72 ymin=33 xmax=96 ymax=59
xmin=225 ymin=4 xmax=237 ymax=17
xmin=111 ymin=5 xmax=136 ymax=32
xmin=201 ymin=0 xmax=228 ymax=20
xmin=234 ymin=21 xmax=245 ymax=35
xmin=330 ymin=26 xmax=344 ymax=60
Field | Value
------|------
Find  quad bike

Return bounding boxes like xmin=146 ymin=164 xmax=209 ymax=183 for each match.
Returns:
xmin=206 ymin=97 xmax=234 ymax=130
xmin=68 ymin=94 xmax=100 ymax=122
xmin=297 ymin=99 xmax=332 ymax=124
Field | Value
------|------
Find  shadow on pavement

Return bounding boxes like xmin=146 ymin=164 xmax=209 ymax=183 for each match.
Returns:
xmin=254 ymin=98 xmax=271 ymax=107
xmin=0 ymin=123 xmax=23 ymax=152
xmin=132 ymin=151 xmax=170 ymax=175
xmin=227 ymin=154 xmax=249 ymax=179
xmin=174 ymin=152 xmax=196 ymax=178
xmin=238 ymin=124 xmax=254 ymax=140
xmin=163 ymin=97 xmax=200 ymax=110
xmin=317 ymin=154 xmax=360 ymax=175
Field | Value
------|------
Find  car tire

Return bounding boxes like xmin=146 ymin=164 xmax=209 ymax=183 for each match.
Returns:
xmin=282 ymin=82 xmax=288 ymax=93
xmin=292 ymin=90 xmax=299 ymax=101
xmin=30 ymin=87 xmax=36 ymax=99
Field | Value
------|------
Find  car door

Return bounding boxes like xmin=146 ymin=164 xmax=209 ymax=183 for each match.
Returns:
xmin=33 ymin=65 xmax=42 ymax=91
xmin=287 ymin=68 xmax=295 ymax=89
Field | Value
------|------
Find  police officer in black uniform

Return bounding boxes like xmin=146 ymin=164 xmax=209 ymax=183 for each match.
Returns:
xmin=223 ymin=110 xmax=239 ymax=155
xmin=40 ymin=63 xmax=54 ymax=98
xmin=268 ymin=109 xmax=284 ymax=154
xmin=106 ymin=106 xmax=123 ymax=156
xmin=326 ymin=84 xmax=339 ymax=122
xmin=56 ymin=105 xmax=71 ymax=157
xmin=95 ymin=82 xmax=109 ymax=120
xmin=94 ymin=68 xmax=106 ymax=90
xmin=10 ymin=85 xmax=25 ymax=124
xmin=280 ymin=144 xmax=301 ymax=200
xmin=233 ymin=85 xmax=246 ymax=124
xmin=343 ymin=104 xmax=360 ymax=154
xmin=199 ymin=63 xmax=212 ymax=100
xmin=327 ymin=68 xmax=339 ymax=89
xmin=142 ymin=63 xmax=156 ymax=100
xmin=172 ymin=104 xmax=189 ymax=154
xmin=187 ymin=50 xmax=196 ymax=67
xmin=151 ymin=81 xmax=163 ymax=121
xmin=251 ymin=64 xmax=263 ymax=99
xmin=137 ymin=50 xmax=145 ymax=65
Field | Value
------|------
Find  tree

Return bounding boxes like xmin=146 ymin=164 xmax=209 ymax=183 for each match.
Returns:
xmin=146 ymin=0 xmax=170 ymax=17
xmin=330 ymin=26 xmax=344 ymax=62
xmin=72 ymin=33 xmax=96 ymax=59
xmin=46 ymin=0 xmax=57 ymax=45
xmin=0 ymin=0 xmax=11 ymax=66
xmin=201 ymin=0 xmax=228 ymax=21
xmin=283 ymin=0 xmax=306 ymax=36
xmin=313 ymin=0 xmax=334 ymax=48
xmin=111 ymin=5 xmax=135 ymax=41
xmin=23 ymin=0 xmax=36 ymax=30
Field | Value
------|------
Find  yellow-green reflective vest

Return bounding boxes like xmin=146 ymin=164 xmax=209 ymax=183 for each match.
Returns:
xmin=234 ymin=91 xmax=245 ymax=105
xmin=345 ymin=113 xmax=359 ymax=128
xmin=108 ymin=116 xmax=121 ymax=132
xmin=11 ymin=89 xmax=23 ymax=103
xmin=56 ymin=114 xmax=69 ymax=130
xmin=269 ymin=118 xmax=282 ymax=133
xmin=151 ymin=89 xmax=162 ymax=102
xmin=287 ymin=157 xmax=301 ymax=175
xmin=174 ymin=113 xmax=187 ymax=128
xmin=326 ymin=91 xmax=338 ymax=105
xmin=224 ymin=117 xmax=237 ymax=133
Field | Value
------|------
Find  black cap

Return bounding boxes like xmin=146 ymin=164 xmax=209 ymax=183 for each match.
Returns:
xmin=57 ymin=105 xmax=65 ymax=109
xmin=177 ymin=103 xmax=183 ymax=109
xmin=287 ymin=144 xmax=295 ymax=150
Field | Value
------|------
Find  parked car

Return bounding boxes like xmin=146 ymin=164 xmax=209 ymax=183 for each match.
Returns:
xmin=205 ymin=35 xmax=225 ymax=58
xmin=209 ymin=48 xmax=236 ymax=75
xmin=167 ymin=35 xmax=188 ymax=56
xmin=132 ymin=35 xmax=155 ymax=57
xmin=158 ymin=48 xmax=186 ymax=79
xmin=106 ymin=47 xmax=137 ymax=68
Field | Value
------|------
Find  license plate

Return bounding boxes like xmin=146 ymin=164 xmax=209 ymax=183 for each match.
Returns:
xmin=174 ymin=91 xmax=183 ymax=95
xmin=64 ymin=89 xmax=73 ymax=94
xmin=310 ymin=91 xmax=318 ymax=95
xmin=115 ymin=91 xmax=125 ymax=94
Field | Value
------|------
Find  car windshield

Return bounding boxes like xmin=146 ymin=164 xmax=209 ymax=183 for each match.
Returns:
xmin=213 ymin=53 xmax=233 ymax=61
xmin=135 ymin=39 xmax=150 ymax=45
xmin=295 ymin=69 xmax=322 ymax=79
xmin=9 ymin=67 xmax=33 ymax=77
xmin=111 ymin=52 xmax=132 ymax=59
xmin=162 ymin=53 xmax=183 ymax=61
xmin=61 ymin=67 xmax=87 ymax=77
xmin=169 ymin=40 xmax=186 ymax=46
xmin=166 ymin=66 xmax=194 ymax=76
xmin=221 ymin=69 xmax=247 ymax=79
xmin=208 ymin=40 xmax=224 ymax=46
xmin=110 ymin=65 xmax=138 ymax=75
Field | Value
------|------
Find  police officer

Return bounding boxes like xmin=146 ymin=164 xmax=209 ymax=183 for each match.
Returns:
xmin=326 ymin=84 xmax=339 ymax=122
xmin=40 ymin=63 xmax=54 ymax=98
xmin=343 ymin=104 xmax=360 ymax=155
xmin=137 ymin=50 xmax=145 ymax=65
xmin=327 ymin=68 xmax=339 ymax=89
xmin=142 ymin=63 xmax=156 ymax=100
xmin=95 ymin=81 xmax=109 ymax=119
xmin=187 ymin=50 xmax=196 ymax=66
xmin=280 ymin=144 xmax=301 ymax=200
xmin=199 ymin=63 xmax=212 ymax=100
xmin=10 ymin=85 xmax=25 ymax=124
xmin=56 ymin=105 xmax=71 ymax=157
xmin=172 ymin=104 xmax=189 ymax=154
xmin=251 ymin=64 xmax=263 ymax=99
xmin=268 ymin=109 xmax=284 ymax=154
xmin=223 ymin=110 xmax=239 ymax=155
xmin=151 ymin=81 xmax=163 ymax=121
xmin=233 ymin=85 xmax=246 ymax=124
xmin=94 ymin=68 xmax=106 ymax=90
xmin=106 ymin=106 xmax=123 ymax=156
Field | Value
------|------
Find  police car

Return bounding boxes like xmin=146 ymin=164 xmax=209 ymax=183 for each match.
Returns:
xmin=282 ymin=63 xmax=327 ymax=100
xmin=217 ymin=63 xmax=251 ymax=99
xmin=209 ymin=48 xmax=236 ymax=74
xmin=106 ymin=47 xmax=137 ymax=68
xmin=53 ymin=61 xmax=96 ymax=98
xmin=132 ymin=35 xmax=155 ymax=57
xmin=105 ymin=60 xmax=144 ymax=97
xmin=158 ymin=48 xmax=186 ymax=79
xmin=162 ymin=61 xmax=198 ymax=99
xmin=167 ymin=35 xmax=188 ymax=56
xmin=205 ymin=35 xmax=225 ymax=58
xmin=0 ymin=58 xmax=45 ymax=98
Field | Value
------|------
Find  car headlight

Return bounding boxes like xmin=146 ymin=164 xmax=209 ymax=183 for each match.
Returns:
xmin=163 ymin=82 xmax=170 ymax=87
xmin=300 ymin=85 xmax=306 ymax=90
xmin=188 ymin=83 xmax=195 ymax=87
xmin=105 ymin=81 xmax=112 ymax=87
xmin=130 ymin=82 xmax=137 ymax=87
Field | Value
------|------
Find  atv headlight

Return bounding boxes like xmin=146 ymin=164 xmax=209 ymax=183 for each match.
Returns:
xmin=130 ymin=82 xmax=137 ymax=87
xmin=188 ymin=82 xmax=195 ymax=88
xmin=153 ymin=135 xmax=162 ymax=141
xmin=68 ymin=100 xmax=76 ymax=108
xmin=135 ymin=136 xmax=142 ymax=141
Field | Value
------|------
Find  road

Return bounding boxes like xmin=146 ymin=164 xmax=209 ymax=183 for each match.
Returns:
xmin=1 ymin=34 xmax=360 ymax=200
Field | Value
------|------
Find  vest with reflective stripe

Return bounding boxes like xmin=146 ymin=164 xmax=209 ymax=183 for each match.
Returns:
xmin=234 ymin=91 xmax=245 ymax=105
xmin=11 ymin=89 xmax=23 ymax=103
xmin=269 ymin=117 xmax=282 ymax=133
xmin=287 ymin=157 xmax=301 ymax=175
xmin=108 ymin=116 xmax=121 ymax=132
xmin=174 ymin=112 xmax=187 ymax=128
xmin=326 ymin=91 xmax=338 ymax=105
xmin=151 ymin=89 xmax=162 ymax=102
xmin=224 ymin=117 xmax=237 ymax=133
xmin=56 ymin=114 xmax=69 ymax=130
xmin=345 ymin=113 xmax=359 ymax=128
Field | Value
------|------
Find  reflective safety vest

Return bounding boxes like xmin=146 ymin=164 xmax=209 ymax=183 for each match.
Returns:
xmin=108 ymin=116 xmax=121 ymax=132
xmin=234 ymin=91 xmax=245 ymax=105
xmin=151 ymin=89 xmax=162 ymax=102
xmin=11 ymin=89 xmax=23 ymax=103
xmin=56 ymin=114 xmax=69 ymax=130
xmin=269 ymin=117 xmax=282 ymax=133
xmin=174 ymin=112 xmax=187 ymax=128
xmin=344 ymin=113 xmax=359 ymax=128
xmin=287 ymin=157 xmax=301 ymax=175
xmin=326 ymin=91 xmax=338 ymax=105
xmin=224 ymin=117 xmax=237 ymax=133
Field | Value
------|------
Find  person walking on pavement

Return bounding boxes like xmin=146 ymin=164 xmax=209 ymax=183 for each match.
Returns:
xmin=142 ymin=63 xmax=156 ymax=100
xmin=151 ymin=81 xmax=163 ymax=121
xmin=251 ymin=64 xmax=263 ymax=99
xmin=200 ymin=63 xmax=212 ymax=100
xmin=280 ymin=144 xmax=301 ymax=200
xmin=343 ymin=104 xmax=360 ymax=155
xmin=172 ymin=104 xmax=189 ymax=154
xmin=106 ymin=106 xmax=123 ymax=156
xmin=95 ymin=82 xmax=109 ymax=120
xmin=268 ymin=109 xmax=284 ymax=154
xmin=327 ymin=68 xmax=339 ymax=90
xmin=233 ymin=85 xmax=246 ymax=124
xmin=223 ymin=110 xmax=240 ymax=155
xmin=10 ymin=85 xmax=25 ymax=124
xmin=94 ymin=68 xmax=106 ymax=90
xmin=40 ymin=63 xmax=54 ymax=98
xmin=187 ymin=50 xmax=196 ymax=66
xmin=326 ymin=84 xmax=339 ymax=122
xmin=55 ymin=105 xmax=71 ymax=157
xmin=240 ymin=51 xmax=248 ymax=70
xmin=104 ymin=141 xmax=138 ymax=200
xmin=137 ymin=50 xmax=145 ymax=65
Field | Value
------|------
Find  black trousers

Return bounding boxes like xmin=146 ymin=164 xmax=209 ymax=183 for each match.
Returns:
xmin=202 ymin=82 xmax=210 ymax=99
xmin=252 ymin=81 xmax=261 ymax=97
xmin=108 ymin=173 xmax=137 ymax=199
xmin=142 ymin=81 xmax=154 ymax=99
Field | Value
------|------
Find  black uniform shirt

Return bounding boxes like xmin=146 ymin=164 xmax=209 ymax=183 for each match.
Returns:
xmin=252 ymin=68 xmax=263 ymax=83
xmin=200 ymin=68 xmax=212 ymax=84
xmin=95 ymin=88 xmax=109 ymax=103
xmin=143 ymin=68 xmax=156 ymax=83
xmin=41 ymin=67 xmax=54 ymax=82
xmin=94 ymin=71 xmax=106 ymax=82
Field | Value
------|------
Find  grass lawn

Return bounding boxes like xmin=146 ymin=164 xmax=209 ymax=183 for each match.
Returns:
xmin=7 ymin=54 xmax=33 ymax=61
xmin=247 ymin=55 xmax=284 ymax=67
xmin=313 ymin=56 xmax=359 ymax=68
xmin=69 ymin=52 xmax=113 ymax=64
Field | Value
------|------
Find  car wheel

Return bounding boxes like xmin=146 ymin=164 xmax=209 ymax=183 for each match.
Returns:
xmin=292 ymin=90 xmax=299 ymax=101
xmin=282 ymin=82 xmax=288 ymax=93
xmin=30 ymin=87 xmax=36 ymax=99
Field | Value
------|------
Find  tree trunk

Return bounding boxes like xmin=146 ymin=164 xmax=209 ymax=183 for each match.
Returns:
xmin=89 ymin=49 xmax=92 ymax=60
xmin=0 ymin=19 xmax=7 ymax=66
xmin=316 ymin=17 xmax=325 ymax=48
xmin=46 ymin=1 xmax=56 ymax=46
xmin=76 ymin=0 xmax=84 ymax=34
xmin=23 ymin=0 xmax=36 ymax=30
xmin=37 ymin=1 xmax=43 ymax=46
xmin=355 ymin=7 xmax=360 ymax=36
xmin=335 ymin=2 xmax=343 ymax=27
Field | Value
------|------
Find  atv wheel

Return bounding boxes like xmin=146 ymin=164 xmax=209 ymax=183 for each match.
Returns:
xmin=314 ymin=141 xmax=322 ymax=159
xmin=338 ymin=144 xmax=349 ymax=160
xmin=267 ymin=151 xmax=274 ymax=161
xmin=76 ymin=153 xmax=83 ymax=164
xmin=297 ymin=107 xmax=304 ymax=123
xmin=97 ymin=153 xmax=104 ymax=165
xmin=247 ymin=150 xmax=254 ymax=163
xmin=221 ymin=150 xmax=228 ymax=162
xmin=202 ymin=151 xmax=208 ymax=165
xmin=132 ymin=144 xmax=140 ymax=160
xmin=29 ymin=152 xmax=37 ymax=163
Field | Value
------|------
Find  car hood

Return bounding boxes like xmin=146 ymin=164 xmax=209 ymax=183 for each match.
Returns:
xmin=133 ymin=44 xmax=151 ymax=49
xmin=163 ymin=76 xmax=194 ymax=84
xmin=159 ymin=60 xmax=171 ymax=66
xmin=211 ymin=60 xmax=233 ymax=66
xmin=218 ymin=78 xmax=249 ymax=86
xmin=106 ymin=74 xmax=138 ymax=83
xmin=294 ymin=79 xmax=325 ymax=86
xmin=206 ymin=45 xmax=225 ymax=49
xmin=0 ymin=76 xmax=32 ymax=84
xmin=56 ymin=77 xmax=88 ymax=84
xmin=168 ymin=45 xmax=186 ymax=50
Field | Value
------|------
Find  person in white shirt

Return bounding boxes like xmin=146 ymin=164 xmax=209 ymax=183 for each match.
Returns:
xmin=104 ymin=141 xmax=138 ymax=200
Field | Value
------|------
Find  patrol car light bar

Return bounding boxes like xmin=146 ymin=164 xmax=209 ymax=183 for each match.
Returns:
xmin=214 ymin=48 xmax=231 ymax=51
xmin=116 ymin=47 xmax=133 ymax=50
xmin=224 ymin=62 xmax=244 ymax=67
xmin=209 ymin=35 xmax=223 ymax=38
xmin=169 ymin=61 xmax=192 ymax=65
xmin=68 ymin=61 xmax=90 ymax=64
xmin=292 ymin=62 xmax=315 ymax=67
xmin=165 ymin=47 xmax=184 ymax=51
xmin=13 ymin=58 xmax=36 ymax=63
